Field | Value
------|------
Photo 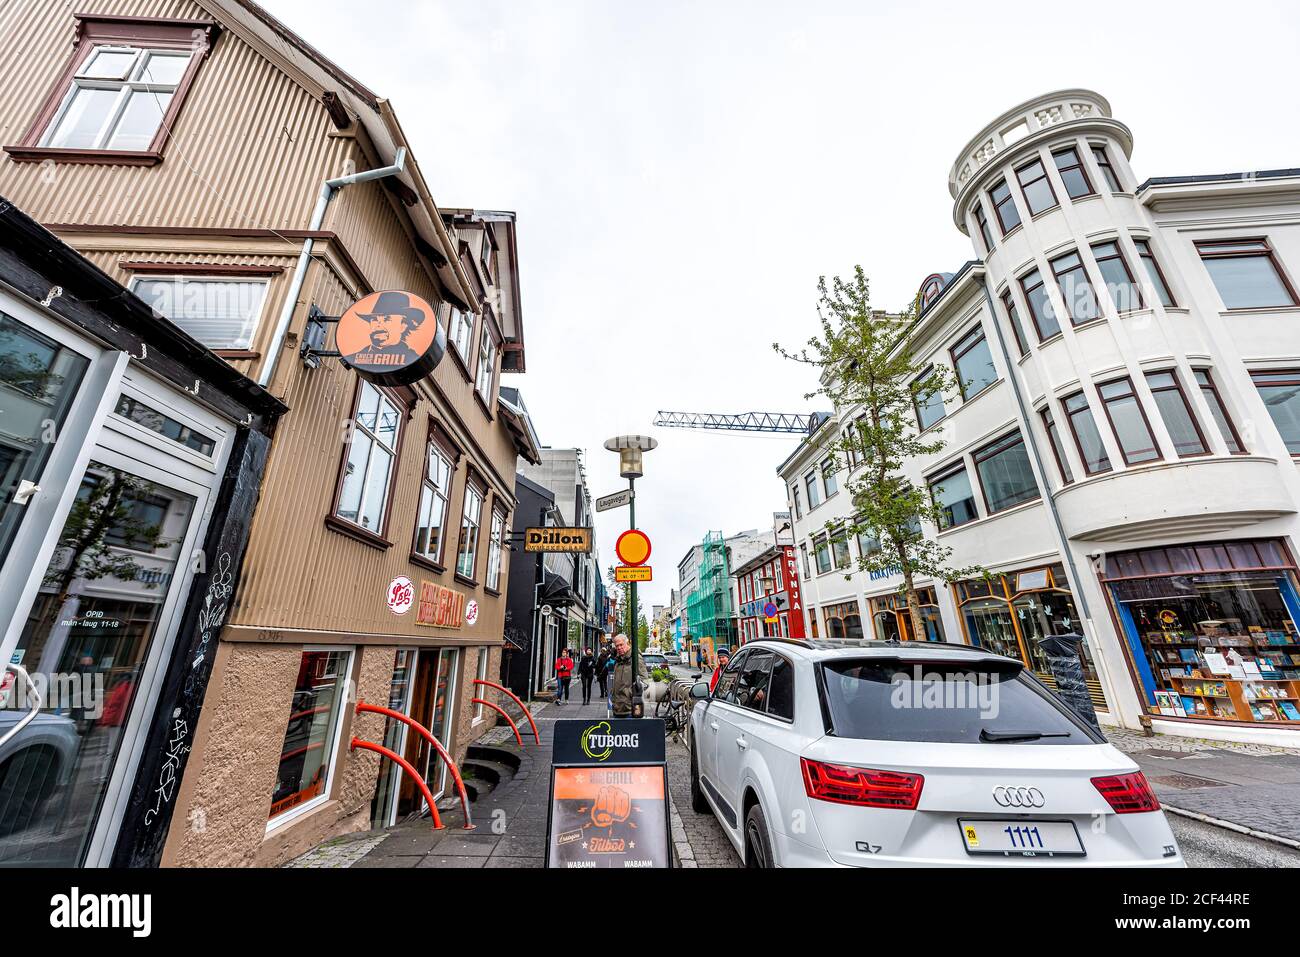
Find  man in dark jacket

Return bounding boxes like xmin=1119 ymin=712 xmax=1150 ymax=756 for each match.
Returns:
xmin=595 ymin=645 xmax=612 ymax=698
xmin=577 ymin=646 xmax=597 ymax=705
xmin=610 ymin=634 xmax=648 ymax=718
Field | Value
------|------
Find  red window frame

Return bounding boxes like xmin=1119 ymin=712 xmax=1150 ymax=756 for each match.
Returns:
xmin=1193 ymin=368 xmax=1244 ymax=454
xmin=1062 ymin=391 xmax=1113 ymax=476
xmin=1144 ymin=370 xmax=1209 ymax=458
xmin=1091 ymin=145 xmax=1123 ymax=192
xmin=1096 ymin=377 xmax=1161 ymax=466
xmin=1040 ymin=407 xmax=1074 ymax=485
xmin=989 ymin=178 xmax=1021 ymax=235
xmin=1049 ymin=250 xmax=1101 ymax=326
xmin=1000 ymin=290 xmax=1029 ymax=357
xmin=972 ymin=201 xmax=995 ymax=252
xmin=5 ymin=14 xmax=219 ymax=167
xmin=1019 ymin=267 xmax=1061 ymax=341
xmin=1133 ymin=238 xmax=1177 ymax=308
xmin=1052 ymin=146 xmax=1095 ymax=200
xmin=1090 ymin=240 xmax=1144 ymax=313
xmin=1195 ymin=238 xmax=1300 ymax=309
xmin=1015 ymin=157 xmax=1059 ymax=216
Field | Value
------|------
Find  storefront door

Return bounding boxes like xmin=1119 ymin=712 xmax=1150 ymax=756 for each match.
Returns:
xmin=396 ymin=647 xmax=459 ymax=818
xmin=0 ymin=346 xmax=228 ymax=865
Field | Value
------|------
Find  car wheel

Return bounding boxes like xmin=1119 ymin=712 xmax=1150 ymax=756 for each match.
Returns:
xmin=688 ymin=733 xmax=710 ymax=814
xmin=745 ymin=801 xmax=775 ymax=868
xmin=0 ymin=748 xmax=59 ymax=838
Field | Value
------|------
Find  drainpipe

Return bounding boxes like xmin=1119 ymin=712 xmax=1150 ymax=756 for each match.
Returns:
xmin=975 ymin=275 xmax=1093 ymax=619
xmin=978 ymin=275 xmax=1129 ymax=722
xmin=257 ymin=148 xmax=409 ymax=390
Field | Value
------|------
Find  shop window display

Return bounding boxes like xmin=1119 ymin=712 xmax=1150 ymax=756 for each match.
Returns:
xmin=869 ymin=588 xmax=944 ymax=642
xmin=270 ymin=649 xmax=351 ymax=821
xmin=1102 ymin=540 xmax=1300 ymax=724
xmin=955 ymin=564 xmax=1107 ymax=709
xmin=823 ymin=600 xmax=863 ymax=640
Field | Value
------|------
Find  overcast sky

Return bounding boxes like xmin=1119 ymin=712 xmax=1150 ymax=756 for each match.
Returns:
xmin=266 ymin=0 xmax=1300 ymax=613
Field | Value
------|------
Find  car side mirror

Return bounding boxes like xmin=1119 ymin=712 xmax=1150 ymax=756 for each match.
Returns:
xmin=689 ymin=681 xmax=711 ymax=700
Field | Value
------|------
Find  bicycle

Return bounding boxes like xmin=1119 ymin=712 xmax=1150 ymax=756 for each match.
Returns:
xmin=656 ymin=678 xmax=697 ymax=742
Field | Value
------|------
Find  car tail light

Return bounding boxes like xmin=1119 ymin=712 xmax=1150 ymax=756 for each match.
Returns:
xmin=800 ymin=757 xmax=923 ymax=809
xmin=1092 ymin=772 xmax=1160 ymax=814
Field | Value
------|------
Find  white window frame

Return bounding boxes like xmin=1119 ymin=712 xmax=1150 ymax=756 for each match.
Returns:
xmin=449 ymin=307 xmax=475 ymax=365
xmin=414 ymin=438 xmax=454 ymax=564
xmin=335 ymin=382 xmax=401 ymax=534
xmin=473 ymin=647 xmax=491 ymax=724
xmin=266 ymin=645 xmax=354 ymax=832
xmin=128 ymin=275 xmax=270 ymax=351
xmin=457 ymin=483 xmax=484 ymax=580
xmin=475 ymin=329 xmax=498 ymax=404
xmin=485 ymin=507 xmax=506 ymax=590
xmin=41 ymin=45 xmax=194 ymax=152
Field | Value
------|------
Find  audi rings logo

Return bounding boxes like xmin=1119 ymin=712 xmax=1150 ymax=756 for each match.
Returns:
xmin=993 ymin=786 xmax=1045 ymax=808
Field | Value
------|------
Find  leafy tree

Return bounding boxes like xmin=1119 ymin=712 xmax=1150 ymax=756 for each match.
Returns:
xmin=776 ymin=267 xmax=985 ymax=641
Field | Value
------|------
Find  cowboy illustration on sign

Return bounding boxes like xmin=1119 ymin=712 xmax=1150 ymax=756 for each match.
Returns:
xmin=337 ymin=290 xmax=446 ymax=385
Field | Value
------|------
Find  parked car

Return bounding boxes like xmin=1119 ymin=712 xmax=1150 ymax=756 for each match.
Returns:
xmin=688 ymin=638 xmax=1183 ymax=868
xmin=641 ymin=652 xmax=669 ymax=672
xmin=0 ymin=709 xmax=78 ymax=837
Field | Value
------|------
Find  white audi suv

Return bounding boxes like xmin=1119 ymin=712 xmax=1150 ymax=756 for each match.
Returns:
xmin=687 ymin=638 xmax=1183 ymax=867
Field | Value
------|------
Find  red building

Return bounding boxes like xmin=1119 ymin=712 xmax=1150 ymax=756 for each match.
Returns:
xmin=734 ymin=545 xmax=807 ymax=644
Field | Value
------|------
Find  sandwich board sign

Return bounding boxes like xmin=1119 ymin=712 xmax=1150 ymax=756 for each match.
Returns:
xmin=546 ymin=718 xmax=671 ymax=869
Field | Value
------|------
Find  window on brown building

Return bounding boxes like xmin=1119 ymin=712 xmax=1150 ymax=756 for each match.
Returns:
xmin=8 ymin=16 xmax=217 ymax=164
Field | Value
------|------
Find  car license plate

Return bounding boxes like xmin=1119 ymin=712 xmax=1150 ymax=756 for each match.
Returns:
xmin=959 ymin=819 xmax=1085 ymax=858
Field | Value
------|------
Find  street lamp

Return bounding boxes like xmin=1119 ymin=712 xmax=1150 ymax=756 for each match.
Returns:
xmin=604 ymin=434 xmax=657 ymax=717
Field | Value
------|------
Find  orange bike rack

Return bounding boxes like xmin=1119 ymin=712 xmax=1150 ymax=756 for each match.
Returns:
xmin=470 ymin=698 xmax=522 ymax=746
xmin=356 ymin=702 xmax=474 ymax=829
xmin=349 ymin=737 xmax=444 ymax=830
xmin=473 ymin=679 xmax=541 ymax=745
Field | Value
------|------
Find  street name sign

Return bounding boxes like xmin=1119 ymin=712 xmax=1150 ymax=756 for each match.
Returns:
xmin=595 ymin=489 xmax=633 ymax=513
xmin=615 ymin=565 xmax=652 ymax=583
xmin=525 ymin=527 xmax=593 ymax=553
xmin=547 ymin=719 xmax=671 ymax=869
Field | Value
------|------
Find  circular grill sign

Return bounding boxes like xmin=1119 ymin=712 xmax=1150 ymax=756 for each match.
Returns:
xmin=387 ymin=576 xmax=415 ymax=615
xmin=465 ymin=599 xmax=479 ymax=626
xmin=337 ymin=290 xmax=446 ymax=386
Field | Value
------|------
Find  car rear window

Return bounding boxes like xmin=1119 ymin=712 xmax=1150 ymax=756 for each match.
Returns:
xmin=819 ymin=659 xmax=1097 ymax=744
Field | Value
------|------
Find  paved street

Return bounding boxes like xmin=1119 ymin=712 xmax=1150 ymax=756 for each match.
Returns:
xmin=290 ymin=662 xmax=1300 ymax=869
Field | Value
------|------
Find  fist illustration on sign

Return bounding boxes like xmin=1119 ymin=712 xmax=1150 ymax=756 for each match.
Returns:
xmin=590 ymin=785 xmax=631 ymax=828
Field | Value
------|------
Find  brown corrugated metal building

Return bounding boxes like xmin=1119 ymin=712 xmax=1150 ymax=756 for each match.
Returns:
xmin=0 ymin=0 xmax=540 ymax=866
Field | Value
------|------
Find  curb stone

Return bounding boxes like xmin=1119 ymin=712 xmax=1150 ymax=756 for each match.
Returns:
xmin=1163 ymin=804 xmax=1300 ymax=851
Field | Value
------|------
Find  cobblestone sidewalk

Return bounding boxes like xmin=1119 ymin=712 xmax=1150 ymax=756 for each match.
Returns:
xmin=1103 ymin=724 xmax=1300 ymax=846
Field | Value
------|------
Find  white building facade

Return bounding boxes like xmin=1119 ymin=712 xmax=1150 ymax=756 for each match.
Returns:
xmin=780 ymin=88 xmax=1300 ymax=745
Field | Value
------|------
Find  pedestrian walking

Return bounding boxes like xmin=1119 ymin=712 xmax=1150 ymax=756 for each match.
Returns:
xmin=595 ymin=644 xmax=611 ymax=698
xmin=554 ymin=647 xmax=574 ymax=705
xmin=577 ymin=646 xmax=596 ymax=705
xmin=610 ymin=633 xmax=648 ymax=718
xmin=709 ymin=647 xmax=731 ymax=693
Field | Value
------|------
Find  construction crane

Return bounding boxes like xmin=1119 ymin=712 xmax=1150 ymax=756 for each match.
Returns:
xmin=653 ymin=410 xmax=831 ymax=435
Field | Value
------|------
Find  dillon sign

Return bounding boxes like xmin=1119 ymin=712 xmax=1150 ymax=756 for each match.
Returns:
xmin=525 ymin=527 xmax=592 ymax=553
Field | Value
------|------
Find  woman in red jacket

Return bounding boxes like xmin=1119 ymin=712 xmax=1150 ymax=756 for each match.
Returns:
xmin=554 ymin=648 xmax=575 ymax=705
